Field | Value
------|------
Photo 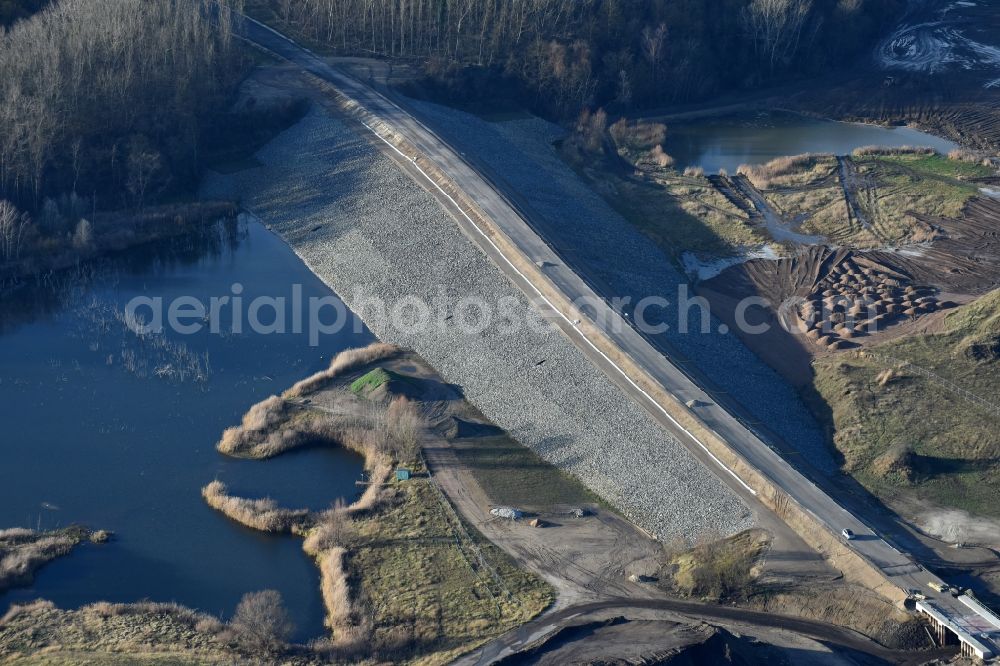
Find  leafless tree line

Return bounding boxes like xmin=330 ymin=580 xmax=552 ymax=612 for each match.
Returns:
xmin=277 ymin=0 xmax=577 ymax=65
xmin=269 ymin=0 xmax=895 ymax=118
xmin=742 ymin=0 xmax=814 ymax=74
xmin=0 ymin=0 xmax=244 ymax=212
xmin=0 ymin=199 xmax=30 ymax=261
xmin=273 ymin=0 xmax=604 ymax=114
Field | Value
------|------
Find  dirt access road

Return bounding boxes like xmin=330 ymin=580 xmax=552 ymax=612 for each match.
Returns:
xmin=455 ymin=598 xmax=956 ymax=666
xmin=326 ymin=351 xmax=930 ymax=664
xmin=396 ymin=352 xmax=665 ymax=607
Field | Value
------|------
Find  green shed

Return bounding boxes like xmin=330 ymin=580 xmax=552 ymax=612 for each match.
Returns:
xmin=395 ymin=468 xmax=411 ymax=481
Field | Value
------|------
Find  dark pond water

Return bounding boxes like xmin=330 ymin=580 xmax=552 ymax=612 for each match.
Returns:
xmin=0 ymin=218 xmax=373 ymax=640
xmin=664 ymin=110 xmax=960 ymax=174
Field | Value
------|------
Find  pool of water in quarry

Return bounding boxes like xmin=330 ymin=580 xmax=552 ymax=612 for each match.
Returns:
xmin=0 ymin=219 xmax=372 ymax=640
xmin=663 ymin=110 xmax=960 ymax=174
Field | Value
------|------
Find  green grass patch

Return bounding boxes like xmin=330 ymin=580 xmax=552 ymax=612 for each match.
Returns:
xmin=665 ymin=530 xmax=767 ymax=601
xmin=811 ymin=290 xmax=1000 ymax=517
xmin=878 ymin=153 xmax=994 ymax=180
xmin=349 ymin=478 xmax=553 ymax=662
xmin=349 ymin=367 xmax=414 ymax=397
xmin=575 ymin=168 xmax=762 ymax=259
xmin=848 ymin=155 xmax=982 ymax=239
xmin=451 ymin=435 xmax=600 ymax=510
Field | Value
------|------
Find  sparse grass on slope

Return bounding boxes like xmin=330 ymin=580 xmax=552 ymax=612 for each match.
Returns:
xmin=811 ymin=289 xmax=1000 ymax=518
xmin=451 ymin=434 xmax=600 ymax=510
xmin=885 ymin=152 xmax=994 ymax=180
xmin=854 ymin=154 xmax=982 ymax=228
xmin=347 ymin=479 xmax=553 ymax=664
xmin=664 ymin=530 xmax=767 ymax=601
xmin=738 ymin=153 xmax=836 ymax=190
xmin=0 ymin=600 xmax=270 ymax=665
xmin=348 ymin=367 xmax=413 ymax=397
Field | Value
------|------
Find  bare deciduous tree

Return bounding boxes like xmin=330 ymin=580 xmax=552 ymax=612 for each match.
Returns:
xmin=126 ymin=138 xmax=164 ymax=210
xmin=641 ymin=23 xmax=667 ymax=82
xmin=385 ymin=396 xmax=424 ymax=461
xmin=72 ymin=218 xmax=94 ymax=251
xmin=231 ymin=589 xmax=295 ymax=652
xmin=0 ymin=0 xmax=242 ymax=211
xmin=0 ymin=199 xmax=30 ymax=261
xmin=743 ymin=0 xmax=813 ymax=73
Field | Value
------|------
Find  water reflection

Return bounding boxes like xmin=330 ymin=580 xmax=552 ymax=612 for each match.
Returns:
xmin=0 ymin=217 xmax=372 ymax=640
xmin=664 ymin=110 xmax=959 ymax=174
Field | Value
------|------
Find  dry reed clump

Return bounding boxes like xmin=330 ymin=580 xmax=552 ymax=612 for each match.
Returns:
xmin=319 ymin=547 xmax=353 ymax=630
xmin=0 ymin=528 xmax=34 ymax=539
xmin=284 ymin=343 xmax=400 ymax=399
xmin=736 ymin=153 xmax=832 ymax=189
xmin=223 ymin=384 xmax=425 ymax=463
xmin=683 ymin=165 xmax=705 ymax=178
xmin=219 ymin=419 xmax=315 ymax=459
xmin=201 ymin=480 xmax=309 ymax=533
xmin=383 ymin=396 xmax=423 ymax=463
xmin=303 ymin=503 xmax=352 ymax=556
xmin=301 ymin=508 xmax=369 ymax=652
xmin=310 ymin=625 xmax=371 ymax=660
xmin=85 ymin=600 xmax=206 ymax=625
xmin=217 ymin=395 xmax=294 ymax=457
xmin=1 ymin=599 xmax=55 ymax=623
xmin=350 ymin=462 xmax=392 ymax=516
xmin=948 ymin=148 xmax=995 ymax=168
xmin=609 ymin=117 xmax=667 ymax=152
xmin=648 ymin=144 xmax=674 ymax=168
xmin=0 ymin=527 xmax=88 ymax=591
xmin=852 ymin=145 xmax=936 ymax=157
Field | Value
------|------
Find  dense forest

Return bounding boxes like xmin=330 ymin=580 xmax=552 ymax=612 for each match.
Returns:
xmin=0 ymin=0 xmax=251 ymax=271
xmin=264 ymin=0 xmax=905 ymax=117
xmin=0 ymin=0 xmax=906 ymax=271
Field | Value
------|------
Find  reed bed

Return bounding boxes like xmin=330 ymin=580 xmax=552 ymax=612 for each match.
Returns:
xmin=201 ymin=480 xmax=309 ymax=533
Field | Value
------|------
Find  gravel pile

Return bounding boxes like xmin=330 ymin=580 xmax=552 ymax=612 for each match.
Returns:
xmin=410 ymin=101 xmax=835 ymax=474
xmin=201 ymin=107 xmax=754 ymax=540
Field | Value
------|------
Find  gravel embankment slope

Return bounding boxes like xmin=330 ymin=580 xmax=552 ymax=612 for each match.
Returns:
xmin=408 ymin=102 xmax=835 ymax=474
xmin=201 ymin=107 xmax=754 ymax=539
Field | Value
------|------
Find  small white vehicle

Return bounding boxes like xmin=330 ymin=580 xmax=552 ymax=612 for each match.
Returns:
xmin=841 ymin=528 xmax=855 ymax=540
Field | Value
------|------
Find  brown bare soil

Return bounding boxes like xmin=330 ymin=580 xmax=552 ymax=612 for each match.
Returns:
xmin=697 ymin=197 xmax=1000 ymax=386
xmin=789 ymin=77 xmax=1000 ymax=153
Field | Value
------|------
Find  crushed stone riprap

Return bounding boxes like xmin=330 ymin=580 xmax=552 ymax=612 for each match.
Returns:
xmin=408 ymin=101 xmax=834 ymax=475
xmin=201 ymin=106 xmax=755 ymax=540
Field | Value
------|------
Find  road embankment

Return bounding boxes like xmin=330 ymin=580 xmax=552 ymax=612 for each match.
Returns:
xmin=283 ymin=71 xmax=909 ymax=605
xmin=201 ymin=87 xmax=754 ymax=541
